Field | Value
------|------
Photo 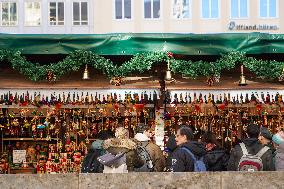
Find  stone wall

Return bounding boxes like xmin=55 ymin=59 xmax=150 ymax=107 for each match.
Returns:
xmin=0 ymin=172 xmax=284 ymax=189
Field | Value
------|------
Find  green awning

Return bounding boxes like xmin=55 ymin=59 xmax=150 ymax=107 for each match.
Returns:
xmin=1 ymin=33 xmax=284 ymax=55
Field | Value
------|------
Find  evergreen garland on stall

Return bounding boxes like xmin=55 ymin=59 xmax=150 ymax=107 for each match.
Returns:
xmin=0 ymin=49 xmax=284 ymax=82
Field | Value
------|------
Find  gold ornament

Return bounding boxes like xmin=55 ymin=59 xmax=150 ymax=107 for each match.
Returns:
xmin=82 ymin=64 xmax=90 ymax=80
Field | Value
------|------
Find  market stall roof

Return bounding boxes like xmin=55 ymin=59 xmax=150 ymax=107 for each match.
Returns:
xmin=0 ymin=33 xmax=284 ymax=55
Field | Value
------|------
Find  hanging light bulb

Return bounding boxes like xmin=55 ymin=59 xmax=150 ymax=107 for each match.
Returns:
xmin=165 ymin=60 xmax=172 ymax=81
xmin=82 ymin=64 xmax=90 ymax=80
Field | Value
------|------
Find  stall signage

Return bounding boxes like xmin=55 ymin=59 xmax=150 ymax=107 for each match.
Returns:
xmin=13 ymin=150 xmax=26 ymax=164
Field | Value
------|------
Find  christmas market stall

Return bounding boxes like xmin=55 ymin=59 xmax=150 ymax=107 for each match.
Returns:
xmin=1 ymin=33 xmax=284 ymax=174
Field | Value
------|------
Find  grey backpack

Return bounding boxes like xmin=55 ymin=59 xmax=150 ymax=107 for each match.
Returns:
xmin=238 ymin=143 xmax=269 ymax=171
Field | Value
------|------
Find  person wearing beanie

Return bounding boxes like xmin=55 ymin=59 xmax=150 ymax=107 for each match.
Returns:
xmin=227 ymin=124 xmax=274 ymax=171
xmin=259 ymin=127 xmax=275 ymax=154
xmin=133 ymin=123 xmax=165 ymax=172
xmin=272 ymin=131 xmax=284 ymax=171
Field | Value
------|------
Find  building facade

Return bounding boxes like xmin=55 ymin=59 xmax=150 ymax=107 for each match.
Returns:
xmin=0 ymin=0 xmax=283 ymax=34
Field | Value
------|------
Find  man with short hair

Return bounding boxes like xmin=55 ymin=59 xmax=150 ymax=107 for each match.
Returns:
xmin=227 ymin=124 xmax=274 ymax=171
xmin=171 ymin=126 xmax=206 ymax=172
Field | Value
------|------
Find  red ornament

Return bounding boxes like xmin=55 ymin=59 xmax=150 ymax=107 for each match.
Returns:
xmin=194 ymin=104 xmax=201 ymax=112
xmin=218 ymin=104 xmax=226 ymax=110
xmin=134 ymin=104 xmax=144 ymax=110
xmin=167 ymin=52 xmax=174 ymax=58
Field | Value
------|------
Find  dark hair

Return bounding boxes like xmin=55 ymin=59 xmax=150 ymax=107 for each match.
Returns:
xmin=179 ymin=126 xmax=194 ymax=141
xmin=201 ymin=131 xmax=220 ymax=147
xmin=247 ymin=124 xmax=260 ymax=138
xmin=97 ymin=130 xmax=114 ymax=140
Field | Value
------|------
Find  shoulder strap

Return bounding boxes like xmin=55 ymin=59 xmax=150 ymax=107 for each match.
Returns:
xmin=256 ymin=146 xmax=270 ymax=157
xmin=239 ymin=143 xmax=249 ymax=155
xmin=181 ymin=147 xmax=197 ymax=162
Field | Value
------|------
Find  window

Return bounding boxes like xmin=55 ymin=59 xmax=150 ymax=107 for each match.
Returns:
xmin=25 ymin=2 xmax=41 ymax=26
xmin=115 ymin=0 xmax=131 ymax=19
xmin=73 ymin=1 xmax=88 ymax=25
xmin=231 ymin=0 xmax=248 ymax=18
xmin=0 ymin=2 xmax=17 ymax=26
xmin=260 ymin=0 xmax=276 ymax=18
xmin=144 ymin=0 xmax=160 ymax=19
xmin=172 ymin=0 xmax=190 ymax=19
xmin=201 ymin=0 xmax=219 ymax=18
xmin=49 ymin=2 xmax=64 ymax=25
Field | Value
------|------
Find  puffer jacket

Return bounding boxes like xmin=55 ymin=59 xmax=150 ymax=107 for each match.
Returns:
xmin=171 ymin=141 xmax=206 ymax=172
xmin=227 ymin=138 xmax=274 ymax=171
xmin=204 ymin=147 xmax=229 ymax=171
xmin=275 ymin=143 xmax=284 ymax=171
xmin=103 ymin=138 xmax=144 ymax=171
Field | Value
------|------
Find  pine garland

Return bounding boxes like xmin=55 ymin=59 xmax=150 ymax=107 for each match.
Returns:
xmin=0 ymin=49 xmax=284 ymax=82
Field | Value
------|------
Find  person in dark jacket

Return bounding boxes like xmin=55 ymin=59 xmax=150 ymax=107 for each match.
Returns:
xmin=81 ymin=130 xmax=113 ymax=173
xmin=165 ymin=134 xmax=177 ymax=171
xmin=201 ymin=131 xmax=229 ymax=171
xmin=171 ymin=126 xmax=206 ymax=172
xmin=258 ymin=127 xmax=276 ymax=154
xmin=227 ymin=124 xmax=274 ymax=171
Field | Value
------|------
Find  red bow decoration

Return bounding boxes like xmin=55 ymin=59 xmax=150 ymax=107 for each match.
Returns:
xmin=218 ymin=104 xmax=226 ymax=110
xmin=167 ymin=52 xmax=174 ymax=58
xmin=194 ymin=104 xmax=201 ymax=112
xmin=55 ymin=102 xmax=62 ymax=109
xmin=134 ymin=104 xmax=144 ymax=110
xmin=256 ymin=104 xmax=262 ymax=111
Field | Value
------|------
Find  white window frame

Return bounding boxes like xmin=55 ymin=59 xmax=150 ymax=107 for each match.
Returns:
xmin=24 ymin=1 xmax=41 ymax=26
xmin=200 ymin=0 xmax=220 ymax=19
xmin=143 ymin=0 xmax=162 ymax=20
xmin=171 ymin=0 xmax=191 ymax=20
xmin=48 ymin=1 xmax=65 ymax=26
xmin=72 ymin=1 xmax=89 ymax=26
xmin=113 ymin=0 xmax=133 ymax=20
xmin=259 ymin=0 xmax=278 ymax=19
xmin=0 ymin=1 xmax=18 ymax=26
xmin=230 ymin=0 xmax=249 ymax=19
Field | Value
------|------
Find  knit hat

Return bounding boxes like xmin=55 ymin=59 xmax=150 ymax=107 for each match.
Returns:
xmin=136 ymin=123 xmax=149 ymax=134
xmin=272 ymin=131 xmax=284 ymax=145
xmin=260 ymin=127 xmax=273 ymax=140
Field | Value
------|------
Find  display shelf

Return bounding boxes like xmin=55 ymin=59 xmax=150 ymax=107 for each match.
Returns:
xmin=2 ymin=138 xmax=58 ymax=141
xmin=0 ymin=104 xmax=155 ymax=109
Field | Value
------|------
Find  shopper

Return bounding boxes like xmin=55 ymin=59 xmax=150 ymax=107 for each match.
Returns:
xmin=272 ymin=131 xmax=284 ymax=171
xmin=81 ymin=130 xmax=113 ymax=173
xmin=259 ymin=127 xmax=275 ymax=154
xmin=201 ymin=131 xmax=229 ymax=171
xmin=227 ymin=124 xmax=274 ymax=171
xmin=165 ymin=134 xmax=177 ymax=171
xmin=133 ymin=123 xmax=165 ymax=172
xmin=103 ymin=127 xmax=144 ymax=172
xmin=171 ymin=126 xmax=206 ymax=172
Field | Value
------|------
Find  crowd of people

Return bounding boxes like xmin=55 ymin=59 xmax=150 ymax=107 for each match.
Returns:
xmin=81 ymin=124 xmax=284 ymax=173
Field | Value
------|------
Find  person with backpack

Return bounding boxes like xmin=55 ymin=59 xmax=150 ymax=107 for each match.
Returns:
xmin=201 ymin=131 xmax=229 ymax=171
xmin=227 ymin=124 xmax=274 ymax=171
xmin=259 ymin=127 xmax=276 ymax=154
xmin=170 ymin=126 xmax=206 ymax=172
xmin=133 ymin=123 xmax=165 ymax=172
xmin=102 ymin=127 xmax=144 ymax=172
xmin=81 ymin=130 xmax=113 ymax=173
xmin=272 ymin=131 xmax=284 ymax=171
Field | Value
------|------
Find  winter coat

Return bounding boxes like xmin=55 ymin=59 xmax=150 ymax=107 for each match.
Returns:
xmin=103 ymin=138 xmax=144 ymax=172
xmin=204 ymin=147 xmax=230 ymax=171
xmin=275 ymin=143 xmax=284 ymax=171
xmin=171 ymin=141 xmax=206 ymax=172
xmin=165 ymin=135 xmax=177 ymax=171
xmin=135 ymin=140 xmax=166 ymax=172
xmin=81 ymin=139 xmax=105 ymax=173
xmin=227 ymin=138 xmax=274 ymax=171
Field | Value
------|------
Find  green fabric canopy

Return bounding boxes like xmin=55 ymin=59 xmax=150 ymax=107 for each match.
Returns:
xmin=0 ymin=33 xmax=284 ymax=55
